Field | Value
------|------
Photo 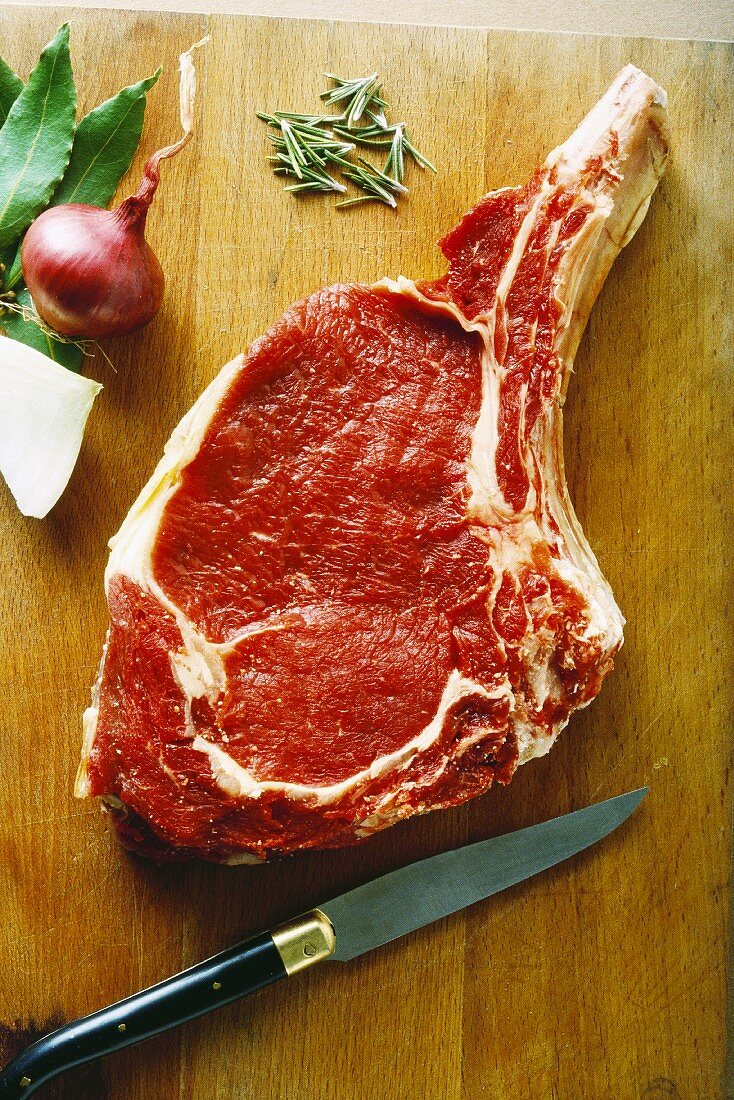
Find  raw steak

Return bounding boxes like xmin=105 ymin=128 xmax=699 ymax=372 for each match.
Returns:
xmin=76 ymin=66 xmax=670 ymax=862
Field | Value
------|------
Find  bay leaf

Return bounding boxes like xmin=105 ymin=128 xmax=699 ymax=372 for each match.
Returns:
xmin=0 ymin=24 xmax=76 ymax=249
xmin=0 ymin=57 xmax=23 ymax=127
xmin=1 ymin=287 xmax=83 ymax=372
xmin=2 ymin=241 xmax=21 ymax=289
xmin=53 ymin=68 xmax=161 ymax=208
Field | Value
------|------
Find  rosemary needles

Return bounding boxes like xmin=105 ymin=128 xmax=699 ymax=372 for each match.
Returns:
xmin=260 ymin=115 xmax=352 ymax=193
xmin=257 ymin=72 xmax=436 ymax=210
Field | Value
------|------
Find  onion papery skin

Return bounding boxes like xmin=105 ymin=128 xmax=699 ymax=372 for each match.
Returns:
xmin=22 ymin=202 xmax=165 ymax=340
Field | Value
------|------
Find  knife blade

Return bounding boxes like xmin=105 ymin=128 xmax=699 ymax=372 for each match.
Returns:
xmin=0 ymin=789 xmax=646 ymax=1098
xmin=321 ymin=786 xmax=647 ymax=961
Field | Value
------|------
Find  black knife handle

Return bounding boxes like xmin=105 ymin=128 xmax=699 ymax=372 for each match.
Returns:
xmin=0 ymin=910 xmax=335 ymax=1098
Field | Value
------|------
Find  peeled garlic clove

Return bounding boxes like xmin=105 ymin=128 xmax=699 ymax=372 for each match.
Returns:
xmin=0 ymin=335 xmax=102 ymax=518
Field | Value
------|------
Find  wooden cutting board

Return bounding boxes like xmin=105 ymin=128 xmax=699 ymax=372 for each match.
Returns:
xmin=0 ymin=7 xmax=731 ymax=1098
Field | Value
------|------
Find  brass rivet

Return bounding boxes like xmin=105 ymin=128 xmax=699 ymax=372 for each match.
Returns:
xmin=117 ymin=1023 xmax=127 ymax=1032
xmin=212 ymin=981 xmax=222 ymax=990
xmin=303 ymin=942 xmax=316 ymax=957
xmin=19 ymin=1078 xmax=32 ymax=1088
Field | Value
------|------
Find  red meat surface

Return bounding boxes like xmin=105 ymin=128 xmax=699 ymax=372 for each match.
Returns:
xmin=77 ymin=66 xmax=670 ymax=861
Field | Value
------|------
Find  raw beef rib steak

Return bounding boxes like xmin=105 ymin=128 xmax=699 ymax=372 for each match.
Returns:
xmin=77 ymin=66 xmax=669 ymax=862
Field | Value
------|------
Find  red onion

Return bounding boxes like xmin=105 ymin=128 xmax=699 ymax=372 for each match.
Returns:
xmin=21 ymin=41 xmax=205 ymax=341
xmin=22 ymin=186 xmax=165 ymax=340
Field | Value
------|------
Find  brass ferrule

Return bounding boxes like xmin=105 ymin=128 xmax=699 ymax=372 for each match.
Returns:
xmin=271 ymin=909 xmax=336 ymax=976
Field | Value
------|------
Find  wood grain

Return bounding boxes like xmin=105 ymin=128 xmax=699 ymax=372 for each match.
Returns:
xmin=0 ymin=9 xmax=731 ymax=1099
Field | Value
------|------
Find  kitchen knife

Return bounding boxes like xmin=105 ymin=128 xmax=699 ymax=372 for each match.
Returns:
xmin=0 ymin=788 xmax=646 ymax=1097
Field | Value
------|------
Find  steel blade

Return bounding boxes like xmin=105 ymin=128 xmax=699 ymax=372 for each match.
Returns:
xmin=320 ymin=788 xmax=647 ymax=962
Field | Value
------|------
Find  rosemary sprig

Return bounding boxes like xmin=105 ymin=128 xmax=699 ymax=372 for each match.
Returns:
xmin=257 ymin=70 xmax=437 ymax=208
xmin=321 ymin=72 xmax=389 ymax=107
xmin=269 ymin=133 xmax=354 ymax=161
xmin=383 ymin=124 xmax=406 ymax=183
xmin=355 ymin=155 xmax=408 ymax=192
xmin=334 ymin=121 xmax=435 ymax=174
xmin=320 ymin=72 xmax=385 ymax=128
xmin=285 ymin=178 xmax=346 ymax=194
xmin=339 ymin=157 xmax=408 ymax=208
xmin=275 ymin=112 xmax=335 ymax=125
xmin=264 ymin=119 xmax=352 ymax=191
xmin=279 ymin=118 xmax=308 ymax=177
xmin=333 ymin=124 xmax=393 ymax=147
xmin=403 ymin=129 xmax=437 ymax=173
xmin=288 ymin=167 xmax=346 ymax=193
xmin=334 ymin=195 xmax=384 ymax=209
xmin=365 ymin=106 xmax=389 ymax=130
xmin=270 ymin=152 xmax=346 ymax=193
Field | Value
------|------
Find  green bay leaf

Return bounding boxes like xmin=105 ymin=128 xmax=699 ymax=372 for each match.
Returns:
xmin=3 ymin=240 xmax=22 ymax=289
xmin=1 ymin=286 xmax=84 ymax=372
xmin=0 ymin=57 xmax=24 ymax=128
xmin=53 ymin=68 xmax=161 ymax=208
xmin=0 ymin=24 xmax=76 ymax=249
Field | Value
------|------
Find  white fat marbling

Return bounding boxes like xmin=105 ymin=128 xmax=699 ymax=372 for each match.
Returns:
xmin=191 ymin=670 xmax=513 ymax=805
